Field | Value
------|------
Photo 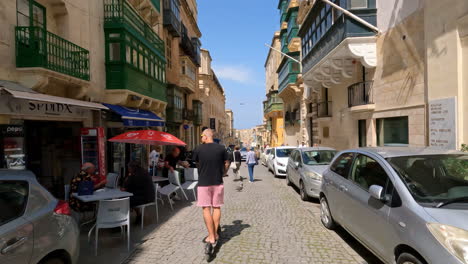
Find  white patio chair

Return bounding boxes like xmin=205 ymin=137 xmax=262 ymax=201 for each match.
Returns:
xmin=182 ymin=168 xmax=198 ymax=200
xmin=64 ymin=184 xmax=70 ymax=201
xmin=135 ymin=183 xmax=159 ymax=230
xmin=157 ymin=171 xmax=187 ymax=210
xmin=105 ymin=173 xmax=119 ymax=189
xmin=87 ymin=197 xmax=130 ymax=256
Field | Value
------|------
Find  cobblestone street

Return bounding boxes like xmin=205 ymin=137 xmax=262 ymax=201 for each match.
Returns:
xmin=123 ymin=165 xmax=382 ymax=264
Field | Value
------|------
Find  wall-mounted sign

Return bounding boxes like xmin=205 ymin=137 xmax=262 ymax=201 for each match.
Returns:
xmin=429 ymin=97 xmax=457 ymax=150
xmin=0 ymin=96 xmax=90 ymax=119
xmin=0 ymin=125 xmax=24 ymax=137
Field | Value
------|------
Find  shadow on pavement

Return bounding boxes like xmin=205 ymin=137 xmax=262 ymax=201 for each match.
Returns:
xmin=208 ymin=220 xmax=251 ymax=262
xmin=334 ymin=226 xmax=384 ymax=264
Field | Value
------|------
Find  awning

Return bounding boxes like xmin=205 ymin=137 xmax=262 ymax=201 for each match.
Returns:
xmin=103 ymin=103 xmax=165 ymax=127
xmin=0 ymin=81 xmax=108 ymax=110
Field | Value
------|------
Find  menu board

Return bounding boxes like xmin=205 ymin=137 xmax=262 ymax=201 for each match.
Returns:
xmin=429 ymin=97 xmax=457 ymax=150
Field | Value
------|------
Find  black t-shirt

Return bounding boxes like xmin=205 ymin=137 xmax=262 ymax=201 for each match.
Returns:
xmin=193 ymin=143 xmax=229 ymax=186
xmin=166 ymin=154 xmax=181 ymax=168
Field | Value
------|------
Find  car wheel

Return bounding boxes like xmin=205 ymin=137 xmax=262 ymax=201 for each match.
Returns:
xmin=320 ymin=196 xmax=336 ymax=230
xmin=396 ymin=253 xmax=425 ymax=264
xmin=40 ymin=257 xmax=65 ymax=264
xmin=300 ymin=181 xmax=309 ymax=201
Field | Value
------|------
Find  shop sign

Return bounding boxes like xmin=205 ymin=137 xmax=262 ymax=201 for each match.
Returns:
xmin=429 ymin=97 xmax=457 ymax=150
xmin=0 ymin=97 xmax=90 ymax=118
xmin=0 ymin=125 xmax=24 ymax=137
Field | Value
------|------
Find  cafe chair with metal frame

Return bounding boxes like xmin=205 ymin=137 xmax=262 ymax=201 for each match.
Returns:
xmin=87 ymin=197 xmax=130 ymax=256
xmin=182 ymin=168 xmax=198 ymax=200
xmin=135 ymin=183 xmax=159 ymax=230
xmin=157 ymin=171 xmax=187 ymax=210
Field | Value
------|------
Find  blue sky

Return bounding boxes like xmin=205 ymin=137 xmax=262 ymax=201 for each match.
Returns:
xmin=198 ymin=0 xmax=280 ymax=130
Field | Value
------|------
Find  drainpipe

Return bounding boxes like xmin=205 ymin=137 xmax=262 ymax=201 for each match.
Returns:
xmin=321 ymin=0 xmax=381 ymax=35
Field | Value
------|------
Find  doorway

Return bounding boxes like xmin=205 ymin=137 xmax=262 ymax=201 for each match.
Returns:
xmin=358 ymin=119 xmax=366 ymax=147
xmin=24 ymin=120 xmax=82 ymax=198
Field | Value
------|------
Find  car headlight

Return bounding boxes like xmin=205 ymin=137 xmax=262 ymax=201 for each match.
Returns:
xmin=306 ymin=171 xmax=322 ymax=181
xmin=427 ymin=223 xmax=468 ymax=263
xmin=277 ymin=161 xmax=285 ymax=167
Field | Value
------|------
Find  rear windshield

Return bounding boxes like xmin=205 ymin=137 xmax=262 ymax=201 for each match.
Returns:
xmin=387 ymin=154 xmax=468 ymax=204
xmin=302 ymin=150 xmax=337 ymax=165
xmin=276 ymin=148 xmax=294 ymax=158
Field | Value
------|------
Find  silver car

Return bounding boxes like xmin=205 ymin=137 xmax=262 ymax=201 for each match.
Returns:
xmin=261 ymin=148 xmax=272 ymax=166
xmin=286 ymin=147 xmax=337 ymax=200
xmin=320 ymin=147 xmax=468 ymax=264
xmin=240 ymin=147 xmax=248 ymax=161
xmin=0 ymin=170 xmax=79 ymax=264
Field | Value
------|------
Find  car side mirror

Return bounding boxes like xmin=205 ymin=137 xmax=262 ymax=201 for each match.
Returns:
xmin=369 ymin=185 xmax=386 ymax=202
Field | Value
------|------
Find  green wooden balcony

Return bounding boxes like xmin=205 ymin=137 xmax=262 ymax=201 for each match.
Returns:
xmin=299 ymin=3 xmax=377 ymax=74
xmin=278 ymin=58 xmax=300 ymax=93
xmin=264 ymin=95 xmax=284 ymax=115
xmin=15 ymin=26 xmax=90 ymax=81
xmin=166 ymin=107 xmax=183 ymax=124
xmin=104 ymin=0 xmax=164 ymax=55
xmin=150 ymin=0 xmax=160 ymax=12
xmin=193 ymin=100 xmax=203 ymax=125
xmin=106 ymin=63 xmax=166 ymax=102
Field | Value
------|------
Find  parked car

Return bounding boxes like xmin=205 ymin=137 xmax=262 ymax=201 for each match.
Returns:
xmin=267 ymin=147 xmax=295 ymax=177
xmin=320 ymin=147 xmax=468 ymax=264
xmin=261 ymin=148 xmax=272 ymax=166
xmin=240 ymin=147 xmax=248 ymax=161
xmin=286 ymin=147 xmax=337 ymax=200
xmin=0 ymin=170 xmax=79 ymax=264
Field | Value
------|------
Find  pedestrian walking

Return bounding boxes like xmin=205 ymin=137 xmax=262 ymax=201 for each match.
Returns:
xmin=229 ymin=146 xmax=242 ymax=180
xmin=192 ymin=129 xmax=230 ymax=257
xmin=245 ymin=147 xmax=258 ymax=183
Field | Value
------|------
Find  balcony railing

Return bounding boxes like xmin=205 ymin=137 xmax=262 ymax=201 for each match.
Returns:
xmin=182 ymin=109 xmax=194 ymax=120
xmin=15 ymin=26 xmax=90 ymax=80
xmin=163 ymin=7 xmax=181 ymax=37
xmin=104 ymin=0 xmax=164 ymax=53
xmin=348 ymin=81 xmax=374 ymax=107
xmin=317 ymin=101 xmax=332 ymax=118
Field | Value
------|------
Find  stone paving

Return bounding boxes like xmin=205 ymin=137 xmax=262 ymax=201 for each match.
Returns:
xmin=121 ymin=165 xmax=382 ymax=264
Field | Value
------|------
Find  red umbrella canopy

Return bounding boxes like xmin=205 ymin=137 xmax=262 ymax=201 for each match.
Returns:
xmin=108 ymin=130 xmax=186 ymax=146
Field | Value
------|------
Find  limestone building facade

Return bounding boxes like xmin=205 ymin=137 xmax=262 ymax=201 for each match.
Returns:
xmin=299 ymin=0 xmax=468 ymax=150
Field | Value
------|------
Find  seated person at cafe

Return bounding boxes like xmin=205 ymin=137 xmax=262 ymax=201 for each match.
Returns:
xmin=121 ymin=161 xmax=155 ymax=222
xmin=69 ymin=162 xmax=105 ymax=212
xmin=164 ymin=147 xmax=190 ymax=176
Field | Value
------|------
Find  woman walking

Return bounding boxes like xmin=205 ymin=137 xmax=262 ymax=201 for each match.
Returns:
xmin=245 ymin=147 xmax=257 ymax=183
xmin=229 ymin=146 xmax=242 ymax=180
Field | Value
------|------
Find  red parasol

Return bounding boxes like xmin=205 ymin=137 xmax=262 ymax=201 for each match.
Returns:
xmin=108 ymin=130 xmax=186 ymax=146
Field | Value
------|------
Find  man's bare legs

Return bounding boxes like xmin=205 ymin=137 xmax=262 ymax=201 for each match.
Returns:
xmin=213 ymin=207 xmax=221 ymax=240
xmin=203 ymin=207 xmax=222 ymax=243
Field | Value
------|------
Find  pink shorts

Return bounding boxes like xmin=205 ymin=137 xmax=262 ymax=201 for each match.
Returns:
xmin=197 ymin=185 xmax=224 ymax=207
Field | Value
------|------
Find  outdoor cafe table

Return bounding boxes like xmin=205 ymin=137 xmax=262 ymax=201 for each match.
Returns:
xmin=72 ymin=188 xmax=133 ymax=202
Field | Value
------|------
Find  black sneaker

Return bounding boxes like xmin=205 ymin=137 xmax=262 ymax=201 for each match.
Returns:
xmin=204 ymin=242 xmax=213 ymax=255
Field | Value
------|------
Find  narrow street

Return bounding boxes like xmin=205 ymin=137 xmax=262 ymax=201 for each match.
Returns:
xmin=122 ymin=165 xmax=382 ymax=264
